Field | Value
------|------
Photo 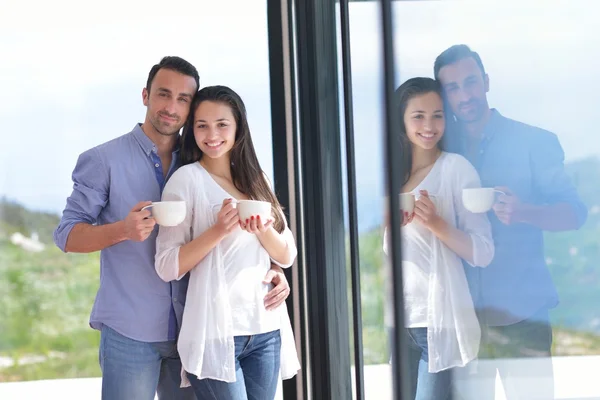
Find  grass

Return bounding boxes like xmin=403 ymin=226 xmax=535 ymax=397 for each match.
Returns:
xmin=0 ymin=240 xmax=101 ymax=381
xmin=3 ymin=225 xmax=600 ymax=382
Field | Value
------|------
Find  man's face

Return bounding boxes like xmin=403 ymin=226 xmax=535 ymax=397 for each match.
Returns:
xmin=437 ymin=57 xmax=489 ymax=123
xmin=142 ymin=68 xmax=197 ymax=136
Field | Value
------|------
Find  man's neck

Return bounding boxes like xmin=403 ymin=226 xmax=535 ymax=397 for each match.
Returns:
xmin=462 ymin=108 xmax=492 ymax=142
xmin=140 ymin=122 xmax=178 ymax=158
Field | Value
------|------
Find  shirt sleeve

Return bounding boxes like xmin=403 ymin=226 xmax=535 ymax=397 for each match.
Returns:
xmin=530 ymin=131 xmax=588 ymax=228
xmin=263 ymin=172 xmax=298 ymax=268
xmin=270 ymin=225 xmax=298 ymax=268
xmin=53 ymin=147 xmax=109 ymax=252
xmin=452 ymin=156 xmax=495 ymax=267
xmin=155 ymin=169 xmax=195 ymax=282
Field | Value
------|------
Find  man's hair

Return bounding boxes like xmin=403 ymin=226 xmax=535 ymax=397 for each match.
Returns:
xmin=146 ymin=56 xmax=200 ymax=92
xmin=434 ymin=44 xmax=486 ymax=80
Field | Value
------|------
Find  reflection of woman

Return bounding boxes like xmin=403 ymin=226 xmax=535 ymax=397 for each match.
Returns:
xmin=383 ymin=77 xmax=494 ymax=400
xmin=155 ymin=86 xmax=300 ymax=400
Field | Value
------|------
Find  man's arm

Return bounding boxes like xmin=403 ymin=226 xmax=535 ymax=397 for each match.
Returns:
xmin=263 ymin=263 xmax=291 ymax=310
xmin=493 ymin=132 xmax=587 ymax=231
xmin=54 ymin=148 xmax=155 ymax=253
xmin=494 ymin=197 xmax=581 ymax=232
xmin=65 ymin=222 xmax=127 ymax=253
xmin=65 ymin=202 xmax=155 ymax=253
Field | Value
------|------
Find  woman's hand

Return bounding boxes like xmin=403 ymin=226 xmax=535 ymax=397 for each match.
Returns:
xmin=213 ymin=198 xmax=240 ymax=238
xmin=413 ymin=190 xmax=446 ymax=233
xmin=240 ymin=214 xmax=274 ymax=236
xmin=401 ymin=210 xmax=414 ymax=226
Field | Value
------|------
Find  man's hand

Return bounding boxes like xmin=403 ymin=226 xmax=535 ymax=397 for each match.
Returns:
xmin=123 ymin=201 xmax=156 ymax=241
xmin=263 ymin=264 xmax=291 ymax=311
xmin=493 ymin=186 xmax=524 ymax=225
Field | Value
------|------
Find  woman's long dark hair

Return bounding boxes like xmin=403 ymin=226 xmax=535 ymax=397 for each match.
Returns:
xmin=394 ymin=77 xmax=444 ymax=187
xmin=180 ymin=85 xmax=286 ymax=233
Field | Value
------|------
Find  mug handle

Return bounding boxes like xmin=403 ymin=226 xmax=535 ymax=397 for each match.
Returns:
xmin=141 ymin=204 xmax=155 ymax=220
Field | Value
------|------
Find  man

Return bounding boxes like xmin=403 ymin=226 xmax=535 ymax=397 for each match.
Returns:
xmin=53 ymin=56 xmax=291 ymax=400
xmin=434 ymin=44 xmax=587 ymax=399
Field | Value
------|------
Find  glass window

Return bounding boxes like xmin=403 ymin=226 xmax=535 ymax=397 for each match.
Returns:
xmin=0 ymin=1 xmax=275 ymax=396
xmin=348 ymin=1 xmax=599 ymax=399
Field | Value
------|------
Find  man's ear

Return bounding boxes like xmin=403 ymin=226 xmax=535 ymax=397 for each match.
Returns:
xmin=484 ymin=74 xmax=490 ymax=93
xmin=142 ymin=87 xmax=149 ymax=106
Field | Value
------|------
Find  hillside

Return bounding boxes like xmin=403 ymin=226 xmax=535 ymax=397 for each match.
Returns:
xmin=0 ymin=198 xmax=61 ymax=244
xmin=0 ymin=236 xmax=101 ymax=381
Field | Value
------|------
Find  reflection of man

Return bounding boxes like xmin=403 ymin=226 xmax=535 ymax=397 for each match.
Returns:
xmin=53 ymin=56 xmax=291 ymax=400
xmin=434 ymin=44 xmax=587 ymax=399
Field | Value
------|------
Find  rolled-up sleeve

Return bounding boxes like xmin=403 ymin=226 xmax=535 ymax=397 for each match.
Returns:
xmin=263 ymin=173 xmax=297 ymax=268
xmin=270 ymin=226 xmax=297 ymax=268
xmin=53 ymin=148 xmax=109 ymax=252
xmin=531 ymin=132 xmax=588 ymax=228
xmin=155 ymin=170 xmax=193 ymax=282
xmin=453 ymin=156 xmax=495 ymax=268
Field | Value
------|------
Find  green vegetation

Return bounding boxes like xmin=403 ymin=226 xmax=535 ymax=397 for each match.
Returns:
xmin=350 ymin=156 xmax=600 ymax=364
xmin=2 ymin=154 xmax=600 ymax=382
xmin=0 ymin=199 xmax=101 ymax=381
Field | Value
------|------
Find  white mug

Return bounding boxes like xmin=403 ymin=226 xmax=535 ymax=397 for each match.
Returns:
xmin=141 ymin=201 xmax=186 ymax=226
xmin=400 ymin=193 xmax=415 ymax=214
xmin=236 ymin=200 xmax=272 ymax=222
xmin=462 ymin=188 xmax=505 ymax=213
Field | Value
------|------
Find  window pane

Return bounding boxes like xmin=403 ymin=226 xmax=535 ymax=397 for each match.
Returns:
xmin=0 ymin=1 xmax=275 ymax=396
xmin=389 ymin=1 xmax=598 ymax=399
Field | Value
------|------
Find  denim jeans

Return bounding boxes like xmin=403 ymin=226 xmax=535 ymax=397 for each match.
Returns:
xmin=187 ymin=329 xmax=281 ymax=400
xmin=405 ymin=327 xmax=453 ymax=400
xmin=462 ymin=308 xmax=554 ymax=400
xmin=99 ymin=325 xmax=196 ymax=400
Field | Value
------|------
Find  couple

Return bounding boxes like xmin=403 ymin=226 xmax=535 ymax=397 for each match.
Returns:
xmin=385 ymin=45 xmax=587 ymax=400
xmin=54 ymin=56 xmax=300 ymax=400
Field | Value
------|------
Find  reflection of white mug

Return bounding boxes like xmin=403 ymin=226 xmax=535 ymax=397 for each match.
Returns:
xmin=400 ymin=193 xmax=415 ymax=214
xmin=237 ymin=200 xmax=272 ymax=222
xmin=142 ymin=201 xmax=186 ymax=226
xmin=462 ymin=188 xmax=505 ymax=213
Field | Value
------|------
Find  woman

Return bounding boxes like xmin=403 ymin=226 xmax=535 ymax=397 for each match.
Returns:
xmin=155 ymin=85 xmax=300 ymax=400
xmin=383 ymin=77 xmax=494 ymax=400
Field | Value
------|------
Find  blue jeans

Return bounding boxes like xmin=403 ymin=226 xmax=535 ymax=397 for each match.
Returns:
xmin=187 ymin=329 xmax=281 ymax=400
xmin=406 ymin=327 xmax=453 ymax=400
xmin=99 ymin=325 xmax=196 ymax=400
xmin=470 ymin=308 xmax=554 ymax=400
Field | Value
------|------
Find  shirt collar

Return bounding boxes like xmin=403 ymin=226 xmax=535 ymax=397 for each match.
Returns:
xmin=131 ymin=123 xmax=181 ymax=156
xmin=481 ymin=108 xmax=503 ymax=142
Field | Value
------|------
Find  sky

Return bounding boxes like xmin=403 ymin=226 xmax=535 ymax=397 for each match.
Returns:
xmin=1 ymin=0 xmax=599 ymax=230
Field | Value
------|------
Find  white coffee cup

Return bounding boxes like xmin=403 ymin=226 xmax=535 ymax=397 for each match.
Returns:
xmin=237 ymin=200 xmax=272 ymax=222
xmin=142 ymin=201 xmax=186 ymax=226
xmin=462 ymin=188 xmax=505 ymax=213
xmin=400 ymin=193 xmax=415 ymax=214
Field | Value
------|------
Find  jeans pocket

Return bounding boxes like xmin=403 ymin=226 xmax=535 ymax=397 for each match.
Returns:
xmin=406 ymin=327 xmax=427 ymax=351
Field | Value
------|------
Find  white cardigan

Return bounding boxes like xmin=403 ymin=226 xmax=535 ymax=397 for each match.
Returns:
xmin=155 ymin=162 xmax=300 ymax=385
xmin=384 ymin=152 xmax=494 ymax=373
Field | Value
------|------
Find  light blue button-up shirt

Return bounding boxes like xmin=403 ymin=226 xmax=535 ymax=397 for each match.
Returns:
xmin=447 ymin=109 xmax=588 ymax=326
xmin=54 ymin=124 xmax=188 ymax=342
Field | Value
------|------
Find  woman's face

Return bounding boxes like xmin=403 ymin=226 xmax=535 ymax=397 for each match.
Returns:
xmin=403 ymin=91 xmax=445 ymax=151
xmin=193 ymin=100 xmax=237 ymax=160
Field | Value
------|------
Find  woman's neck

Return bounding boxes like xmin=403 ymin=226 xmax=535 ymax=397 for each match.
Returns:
xmin=412 ymin=146 xmax=441 ymax=172
xmin=200 ymin=155 xmax=233 ymax=181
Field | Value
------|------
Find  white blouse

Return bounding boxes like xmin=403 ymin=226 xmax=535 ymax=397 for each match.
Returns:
xmin=383 ymin=152 xmax=494 ymax=373
xmin=155 ymin=162 xmax=300 ymax=384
